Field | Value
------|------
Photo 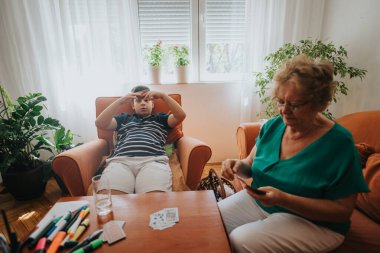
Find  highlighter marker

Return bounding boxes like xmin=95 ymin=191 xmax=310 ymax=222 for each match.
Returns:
xmin=47 ymin=231 xmax=66 ymax=253
xmin=68 ymin=229 xmax=103 ymax=253
xmin=47 ymin=212 xmax=71 ymax=243
xmin=63 ymin=206 xmax=87 ymax=232
xmin=71 ymin=238 xmax=103 ymax=253
xmin=71 ymin=218 xmax=90 ymax=241
xmin=28 ymin=216 xmax=54 ymax=241
xmin=33 ymin=237 xmax=47 ymax=253
xmin=67 ymin=209 xmax=86 ymax=238
xmin=28 ymin=216 xmax=61 ymax=249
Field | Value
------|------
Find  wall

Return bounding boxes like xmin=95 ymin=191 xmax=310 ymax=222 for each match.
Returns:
xmin=150 ymin=83 xmax=241 ymax=163
xmin=321 ymin=0 xmax=380 ymax=117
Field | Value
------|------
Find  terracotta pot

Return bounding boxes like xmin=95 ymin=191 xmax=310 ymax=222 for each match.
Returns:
xmin=2 ymin=165 xmax=47 ymax=201
xmin=150 ymin=66 xmax=161 ymax=84
xmin=176 ymin=66 xmax=188 ymax=84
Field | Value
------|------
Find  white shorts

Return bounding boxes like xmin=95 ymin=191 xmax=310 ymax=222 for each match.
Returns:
xmin=102 ymin=156 xmax=172 ymax=194
xmin=218 ymin=190 xmax=344 ymax=253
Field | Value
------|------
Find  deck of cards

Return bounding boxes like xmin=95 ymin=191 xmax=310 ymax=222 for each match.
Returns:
xmin=149 ymin=207 xmax=179 ymax=230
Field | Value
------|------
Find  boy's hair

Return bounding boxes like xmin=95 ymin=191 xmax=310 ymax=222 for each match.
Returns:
xmin=131 ymin=85 xmax=150 ymax=93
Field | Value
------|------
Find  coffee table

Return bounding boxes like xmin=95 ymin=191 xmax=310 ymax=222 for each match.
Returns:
xmin=31 ymin=190 xmax=231 ymax=253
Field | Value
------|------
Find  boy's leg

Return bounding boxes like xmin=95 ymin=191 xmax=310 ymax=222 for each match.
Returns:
xmin=102 ymin=157 xmax=136 ymax=194
xmin=135 ymin=156 xmax=172 ymax=193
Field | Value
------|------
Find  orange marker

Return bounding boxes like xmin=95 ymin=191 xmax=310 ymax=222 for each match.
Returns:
xmin=46 ymin=231 xmax=66 ymax=253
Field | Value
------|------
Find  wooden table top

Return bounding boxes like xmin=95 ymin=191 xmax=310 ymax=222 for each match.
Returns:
xmin=30 ymin=190 xmax=231 ymax=253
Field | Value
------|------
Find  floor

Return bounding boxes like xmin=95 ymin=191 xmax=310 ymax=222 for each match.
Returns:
xmin=0 ymin=163 xmax=222 ymax=243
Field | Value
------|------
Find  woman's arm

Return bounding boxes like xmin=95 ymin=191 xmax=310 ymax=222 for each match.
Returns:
xmin=248 ymin=186 xmax=357 ymax=222
xmin=221 ymin=145 xmax=257 ymax=180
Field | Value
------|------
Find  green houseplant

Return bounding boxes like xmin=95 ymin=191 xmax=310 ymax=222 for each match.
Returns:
xmin=145 ymin=40 xmax=164 ymax=84
xmin=255 ymin=39 xmax=367 ymax=119
xmin=0 ymin=86 xmax=68 ymax=200
xmin=172 ymin=45 xmax=190 ymax=83
xmin=146 ymin=40 xmax=164 ymax=67
xmin=172 ymin=45 xmax=190 ymax=67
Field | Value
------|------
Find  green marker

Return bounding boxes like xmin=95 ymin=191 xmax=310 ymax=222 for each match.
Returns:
xmin=72 ymin=238 xmax=103 ymax=253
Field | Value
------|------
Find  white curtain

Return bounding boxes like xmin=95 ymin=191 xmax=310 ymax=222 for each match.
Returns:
xmin=0 ymin=0 xmax=142 ymax=143
xmin=240 ymin=0 xmax=325 ymax=123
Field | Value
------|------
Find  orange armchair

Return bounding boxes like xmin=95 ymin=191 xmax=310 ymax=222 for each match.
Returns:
xmin=236 ymin=111 xmax=380 ymax=253
xmin=52 ymin=94 xmax=212 ymax=196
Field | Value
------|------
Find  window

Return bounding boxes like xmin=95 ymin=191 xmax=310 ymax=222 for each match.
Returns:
xmin=137 ymin=0 xmax=247 ymax=82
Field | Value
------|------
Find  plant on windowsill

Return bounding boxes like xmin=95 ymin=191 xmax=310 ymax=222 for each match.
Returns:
xmin=254 ymin=39 xmax=367 ymax=119
xmin=0 ymin=85 xmax=74 ymax=200
xmin=145 ymin=40 xmax=164 ymax=84
xmin=172 ymin=45 xmax=190 ymax=84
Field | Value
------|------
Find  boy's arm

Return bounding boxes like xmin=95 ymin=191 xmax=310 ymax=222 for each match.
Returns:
xmin=144 ymin=91 xmax=186 ymax=128
xmin=95 ymin=93 xmax=140 ymax=130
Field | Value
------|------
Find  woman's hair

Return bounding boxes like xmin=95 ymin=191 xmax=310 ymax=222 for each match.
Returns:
xmin=273 ymin=54 xmax=337 ymax=109
xmin=131 ymin=85 xmax=150 ymax=93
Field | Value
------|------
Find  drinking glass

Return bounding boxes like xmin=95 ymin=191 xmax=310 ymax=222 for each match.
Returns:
xmin=92 ymin=174 xmax=112 ymax=216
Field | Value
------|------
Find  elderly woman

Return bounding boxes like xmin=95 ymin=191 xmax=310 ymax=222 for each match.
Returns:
xmin=219 ymin=55 xmax=369 ymax=253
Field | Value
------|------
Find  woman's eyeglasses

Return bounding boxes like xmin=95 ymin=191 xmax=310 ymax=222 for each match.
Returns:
xmin=274 ymin=99 xmax=309 ymax=112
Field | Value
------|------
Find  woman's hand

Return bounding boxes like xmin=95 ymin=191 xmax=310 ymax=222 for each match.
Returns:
xmin=221 ymin=159 xmax=251 ymax=181
xmin=245 ymin=186 xmax=286 ymax=206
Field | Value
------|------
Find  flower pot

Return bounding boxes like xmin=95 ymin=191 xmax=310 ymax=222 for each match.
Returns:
xmin=2 ymin=165 xmax=47 ymax=201
xmin=176 ymin=66 xmax=188 ymax=84
xmin=150 ymin=66 xmax=161 ymax=85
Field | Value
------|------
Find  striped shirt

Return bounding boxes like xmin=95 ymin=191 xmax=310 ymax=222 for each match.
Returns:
xmin=111 ymin=113 xmax=171 ymax=157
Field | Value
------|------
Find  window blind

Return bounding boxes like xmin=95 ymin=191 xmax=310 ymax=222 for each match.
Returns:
xmin=137 ymin=0 xmax=191 ymax=46
xmin=205 ymin=0 xmax=246 ymax=43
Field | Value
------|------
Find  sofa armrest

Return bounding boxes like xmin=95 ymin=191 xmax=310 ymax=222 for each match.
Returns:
xmin=236 ymin=122 xmax=262 ymax=159
xmin=176 ymin=136 xmax=212 ymax=190
xmin=52 ymin=139 xmax=109 ymax=196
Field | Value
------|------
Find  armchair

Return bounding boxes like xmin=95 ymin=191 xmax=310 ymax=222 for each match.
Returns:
xmin=52 ymin=94 xmax=212 ymax=196
xmin=236 ymin=111 xmax=380 ymax=252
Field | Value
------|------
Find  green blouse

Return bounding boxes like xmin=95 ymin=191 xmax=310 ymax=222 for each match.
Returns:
xmin=252 ymin=116 xmax=369 ymax=235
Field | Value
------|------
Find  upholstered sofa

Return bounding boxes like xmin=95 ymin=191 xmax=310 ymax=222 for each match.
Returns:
xmin=236 ymin=110 xmax=380 ymax=253
xmin=52 ymin=94 xmax=212 ymax=196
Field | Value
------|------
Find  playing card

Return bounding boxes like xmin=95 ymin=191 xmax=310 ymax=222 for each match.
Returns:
xmin=149 ymin=208 xmax=179 ymax=230
xmin=101 ymin=220 xmax=126 ymax=244
xmin=164 ymin=208 xmax=179 ymax=223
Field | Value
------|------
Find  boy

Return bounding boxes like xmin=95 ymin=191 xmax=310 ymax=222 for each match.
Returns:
xmin=95 ymin=85 xmax=186 ymax=194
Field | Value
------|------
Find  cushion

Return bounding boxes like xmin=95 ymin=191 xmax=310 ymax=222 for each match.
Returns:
xmin=356 ymin=153 xmax=380 ymax=223
xmin=355 ymin=143 xmax=376 ymax=168
xmin=170 ymin=151 xmax=190 ymax=191
xmin=166 ymin=125 xmax=183 ymax=144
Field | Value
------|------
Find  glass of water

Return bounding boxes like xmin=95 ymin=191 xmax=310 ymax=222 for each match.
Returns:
xmin=92 ymin=174 xmax=112 ymax=216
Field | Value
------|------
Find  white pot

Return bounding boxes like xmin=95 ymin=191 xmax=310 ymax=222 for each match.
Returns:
xmin=176 ymin=66 xmax=188 ymax=84
xmin=150 ymin=66 xmax=161 ymax=85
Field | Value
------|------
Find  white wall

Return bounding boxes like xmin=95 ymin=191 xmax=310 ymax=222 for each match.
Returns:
xmin=149 ymin=83 xmax=241 ymax=163
xmin=321 ymin=0 xmax=380 ymax=117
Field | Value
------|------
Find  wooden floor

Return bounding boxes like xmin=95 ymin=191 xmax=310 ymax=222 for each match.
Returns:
xmin=0 ymin=163 xmax=221 ymax=243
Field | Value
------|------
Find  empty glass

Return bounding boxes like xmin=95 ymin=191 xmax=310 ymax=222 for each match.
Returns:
xmin=92 ymin=174 xmax=112 ymax=216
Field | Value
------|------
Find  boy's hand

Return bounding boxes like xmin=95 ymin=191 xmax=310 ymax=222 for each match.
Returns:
xmin=119 ymin=91 xmax=148 ymax=104
xmin=142 ymin=91 xmax=165 ymax=100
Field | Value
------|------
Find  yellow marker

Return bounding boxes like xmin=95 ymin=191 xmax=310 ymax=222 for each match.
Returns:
xmin=71 ymin=218 xmax=90 ymax=241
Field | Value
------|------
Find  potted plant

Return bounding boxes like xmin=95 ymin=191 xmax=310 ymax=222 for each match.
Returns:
xmin=145 ymin=40 xmax=164 ymax=84
xmin=0 ymin=86 xmax=67 ymax=200
xmin=172 ymin=45 xmax=190 ymax=83
xmin=254 ymin=39 xmax=367 ymax=119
